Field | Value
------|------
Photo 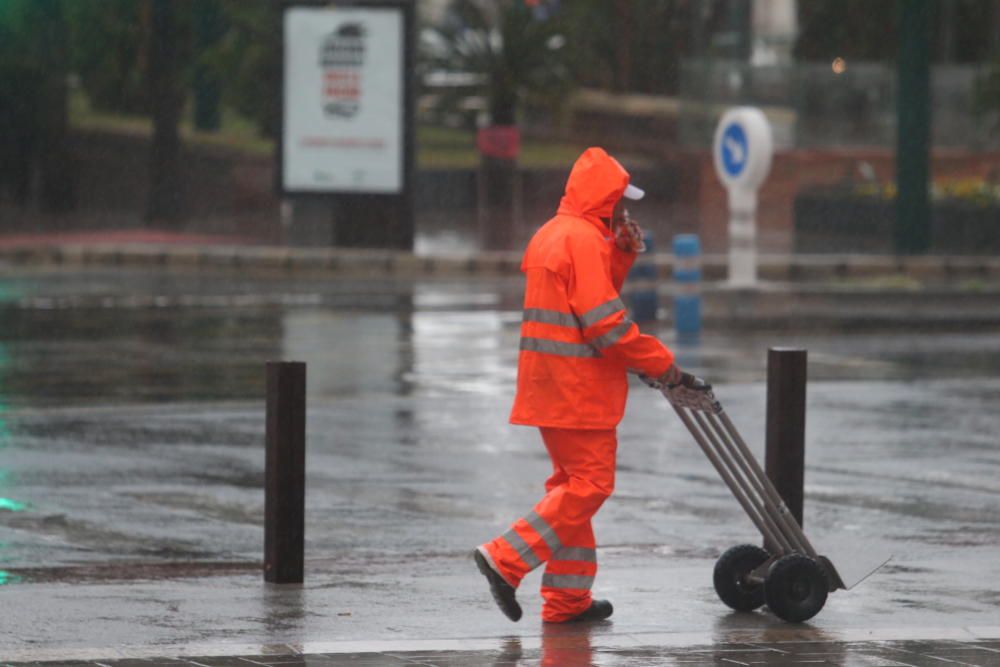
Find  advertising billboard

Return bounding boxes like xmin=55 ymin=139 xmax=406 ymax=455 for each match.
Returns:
xmin=282 ymin=5 xmax=404 ymax=194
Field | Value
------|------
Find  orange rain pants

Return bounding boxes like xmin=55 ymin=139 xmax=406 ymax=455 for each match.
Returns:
xmin=479 ymin=426 xmax=617 ymax=623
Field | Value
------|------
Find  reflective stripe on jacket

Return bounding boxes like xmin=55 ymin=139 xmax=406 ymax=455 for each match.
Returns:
xmin=509 ymin=147 xmax=675 ymax=429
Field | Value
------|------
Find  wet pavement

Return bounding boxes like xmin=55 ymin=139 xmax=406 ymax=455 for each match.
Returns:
xmin=1 ymin=268 xmax=1000 ymax=660
xmin=7 ymin=636 xmax=1000 ymax=666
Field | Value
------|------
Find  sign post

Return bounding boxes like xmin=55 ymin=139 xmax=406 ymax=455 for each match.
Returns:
xmin=713 ymin=107 xmax=773 ymax=286
xmin=280 ymin=0 xmax=414 ymax=249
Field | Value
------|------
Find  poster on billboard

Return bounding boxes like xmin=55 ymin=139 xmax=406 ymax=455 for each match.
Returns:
xmin=282 ymin=5 xmax=404 ymax=194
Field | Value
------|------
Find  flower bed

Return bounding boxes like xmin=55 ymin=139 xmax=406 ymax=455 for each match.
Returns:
xmin=794 ymin=181 xmax=1000 ymax=254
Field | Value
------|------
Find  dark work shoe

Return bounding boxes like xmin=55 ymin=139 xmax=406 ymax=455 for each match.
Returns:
xmin=474 ymin=547 xmax=522 ymax=622
xmin=564 ymin=599 xmax=614 ymax=623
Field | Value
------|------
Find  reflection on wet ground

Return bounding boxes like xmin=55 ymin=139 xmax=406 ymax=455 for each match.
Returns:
xmin=1 ymin=269 xmax=999 ymax=651
xmin=7 ymin=633 xmax=1000 ymax=666
xmin=4 ymin=270 xmax=1000 ymax=406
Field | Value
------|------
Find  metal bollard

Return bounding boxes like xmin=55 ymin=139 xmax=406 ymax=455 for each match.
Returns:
xmin=626 ymin=232 xmax=658 ymax=324
xmin=764 ymin=348 xmax=807 ymax=527
xmin=265 ymin=361 xmax=307 ymax=584
xmin=672 ymin=234 xmax=702 ymax=338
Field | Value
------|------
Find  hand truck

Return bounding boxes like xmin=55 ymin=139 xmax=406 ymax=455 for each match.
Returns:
xmin=643 ymin=372 xmax=890 ymax=623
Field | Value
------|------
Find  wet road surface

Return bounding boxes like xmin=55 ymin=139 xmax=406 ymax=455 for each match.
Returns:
xmin=0 ymin=268 xmax=999 ymax=656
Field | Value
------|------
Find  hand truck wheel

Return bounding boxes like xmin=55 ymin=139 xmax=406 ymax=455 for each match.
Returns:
xmin=713 ymin=544 xmax=769 ymax=612
xmin=764 ymin=553 xmax=829 ymax=623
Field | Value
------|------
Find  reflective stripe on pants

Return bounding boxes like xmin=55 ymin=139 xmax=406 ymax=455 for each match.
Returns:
xmin=480 ymin=428 xmax=616 ymax=623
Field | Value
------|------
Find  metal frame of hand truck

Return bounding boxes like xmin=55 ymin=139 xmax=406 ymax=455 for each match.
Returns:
xmin=644 ymin=373 xmax=890 ymax=605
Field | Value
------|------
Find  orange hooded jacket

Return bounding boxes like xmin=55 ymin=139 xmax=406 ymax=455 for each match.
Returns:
xmin=509 ymin=147 xmax=675 ymax=429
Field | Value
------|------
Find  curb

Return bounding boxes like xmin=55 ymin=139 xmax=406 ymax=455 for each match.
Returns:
xmin=3 ymin=243 xmax=1000 ymax=283
xmin=0 ymin=244 xmax=523 ymax=279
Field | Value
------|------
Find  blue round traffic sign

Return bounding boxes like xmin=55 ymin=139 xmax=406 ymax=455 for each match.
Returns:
xmin=720 ymin=123 xmax=748 ymax=178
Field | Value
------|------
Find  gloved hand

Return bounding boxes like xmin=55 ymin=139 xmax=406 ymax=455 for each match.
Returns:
xmin=613 ymin=212 xmax=646 ymax=253
xmin=658 ymin=364 xmax=683 ymax=386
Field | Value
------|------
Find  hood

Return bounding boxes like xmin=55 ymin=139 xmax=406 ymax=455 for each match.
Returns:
xmin=557 ymin=147 xmax=631 ymax=223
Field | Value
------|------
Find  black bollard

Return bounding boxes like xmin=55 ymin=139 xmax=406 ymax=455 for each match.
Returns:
xmin=265 ymin=361 xmax=306 ymax=584
xmin=765 ymin=348 xmax=807 ymax=527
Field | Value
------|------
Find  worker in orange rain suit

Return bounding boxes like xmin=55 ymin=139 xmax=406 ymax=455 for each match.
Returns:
xmin=474 ymin=147 xmax=682 ymax=624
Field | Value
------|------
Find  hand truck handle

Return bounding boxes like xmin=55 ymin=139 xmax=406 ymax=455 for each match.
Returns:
xmin=671 ymin=372 xmax=712 ymax=391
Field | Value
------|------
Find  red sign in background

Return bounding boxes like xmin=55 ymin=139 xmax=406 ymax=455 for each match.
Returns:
xmin=477 ymin=125 xmax=521 ymax=160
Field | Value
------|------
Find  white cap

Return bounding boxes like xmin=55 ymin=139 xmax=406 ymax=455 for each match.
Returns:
xmin=623 ymin=183 xmax=645 ymax=201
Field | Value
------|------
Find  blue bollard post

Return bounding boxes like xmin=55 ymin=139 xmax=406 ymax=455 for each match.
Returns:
xmin=626 ymin=232 xmax=658 ymax=324
xmin=673 ymin=234 xmax=702 ymax=337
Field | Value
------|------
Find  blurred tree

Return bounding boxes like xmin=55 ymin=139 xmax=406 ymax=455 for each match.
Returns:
xmin=795 ymin=0 xmax=996 ymax=64
xmin=66 ymin=0 xmax=194 ymax=223
xmin=145 ymin=0 xmax=187 ymax=223
xmin=0 ymin=5 xmax=39 ymax=206
xmin=192 ymin=0 xmax=225 ymax=132
xmin=204 ymin=0 xmax=282 ymax=138
xmin=65 ymin=0 xmax=148 ymax=114
xmin=34 ymin=0 xmax=75 ymax=213
xmin=795 ymin=0 xmax=896 ymax=62
xmin=422 ymin=0 xmax=572 ymax=249
xmin=0 ymin=0 xmax=74 ymax=213
xmin=561 ymin=0 xmax=704 ymax=95
xmin=614 ymin=0 xmax=633 ymax=91
xmin=422 ymin=0 xmax=571 ymax=126
xmin=4 ymin=0 xmax=284 ymax=223
xmin=558 ymin=1 xmax=616 ymax=90
xmin=64 ymin=1 xmax=280 ymax=136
